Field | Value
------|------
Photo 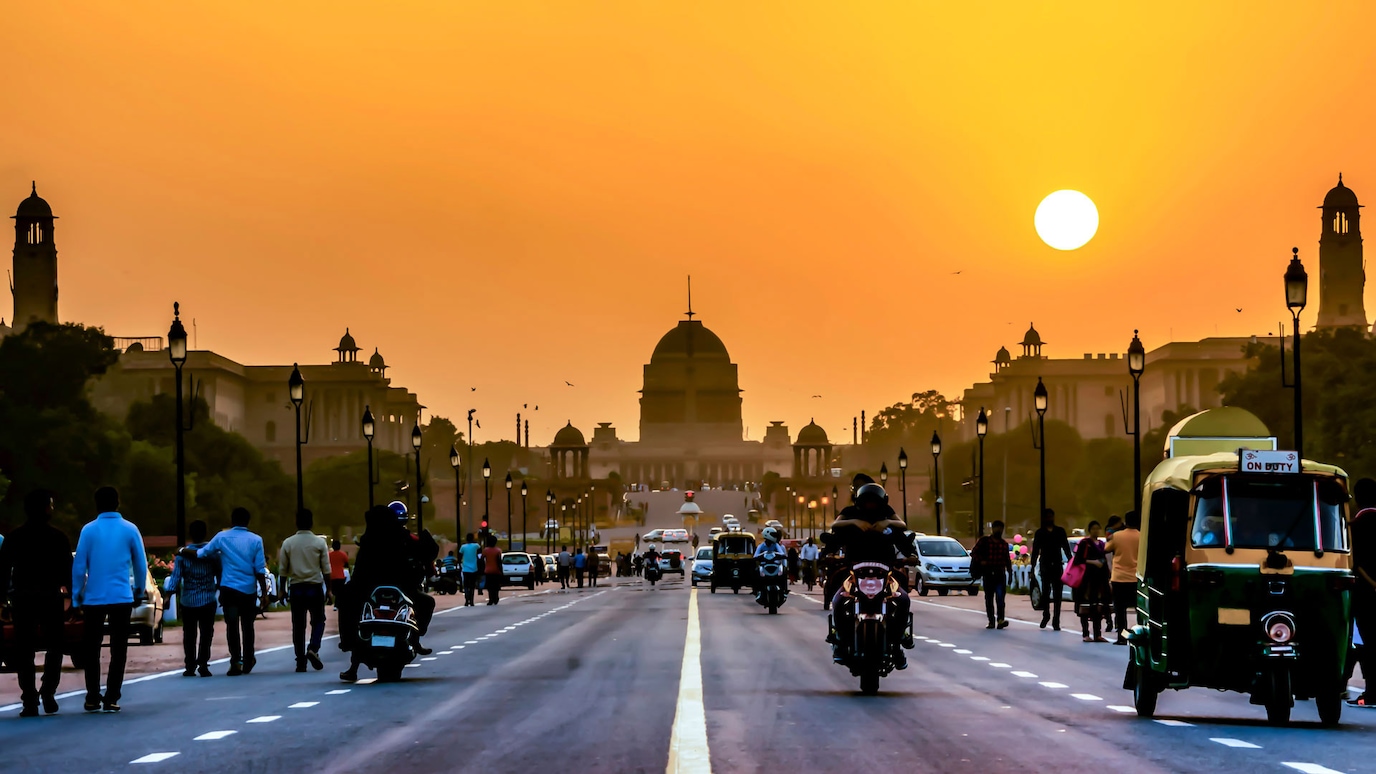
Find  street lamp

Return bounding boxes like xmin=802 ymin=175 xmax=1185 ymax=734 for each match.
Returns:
xmin=482 ymin=458 xmax=492 ymax=531
xmin=168 ymin=303 xmax=190 ymax=546
xmin=411 ymin=422 xmax=424 ymax=533
xmin=897 ymin=448 xmax=909 ymax=524
xmin=930 ymin=431 xmax=943 ymax=535
xmin=576 ymin=495 xmax=584 ymax=546
xmin=545 ymin=490 xmax=555 ymax=553
xmin=449 ymin=443 xmax=462 ymax=535
xmin=808 ymin=499 xmax=817 ymax=540
xmin=879 ymin=462 xmax=888 ymax=486
xmin=1282 ymin=247 xmax=1308 ymax=458
xmin=289 ymin=363 xmax=307 ymax=515
xmin=975 ymin=407 xmax=988 ymax=537
xmin=1034 ymin=376 xmax=1049 ymax=518
xmin=505 ymin=472 xmax=514 ymax=549
xmin=1127 ymin=330 xmax=1146 ymax=512
xmin=520 ymin=480 xmax=528 ymax=551
xmin=831 ymin=485 xmax=839 ymax=519
xmin=362 ymin=406 xmax=377 ymax=508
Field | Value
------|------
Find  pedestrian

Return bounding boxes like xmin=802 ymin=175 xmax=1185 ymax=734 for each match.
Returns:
xmin=573 ymin=547 xmax=586 ymax=588
xmin=1350 ymin=478 xmax=1376 ymax=706
xmin=71 ymin=486 xmax=147 ymax=713
xmin=800 ymin=538 xmax=819 ymax=588
xmin=166 ymin=519 xmax=219 ymax=677
xmin=0 ymin=489 xmax=72 ymax=716
xmin=587 ymin=545 xmax=599 ymax=587
xmin=786 ymin=545 xmax=800 ymax=584
xmin=482 ymin=534 xmax=503 ymax=605
xmin=557 ymin=545 xmax=571 ymax=589
xmin=459 ymin=533 xmax=481 ymax=607
xmin=186 ymin=507 xmax=267 ymax=675
xmin=279 ymin=509 xmax=331 ymax=672
xmin=1029 ymin=508 xmax=1071 ymax=631
xmin=970 ymin=520 xmax=1013 ymax=629
xmin=1071 ymin=520 xmax=1111 ymax=642
xmin=328 ymin=538 xmax=349 ymax=610
xmin=1105 ymin=510 xmax=1141 ymax=645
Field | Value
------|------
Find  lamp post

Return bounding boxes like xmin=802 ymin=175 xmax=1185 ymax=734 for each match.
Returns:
xmin=819 ymin=496 xmax=829 ymax=539
xmin=1127 ymin=331 xmax=1146 ymax=512
xmin=831 ymin=485 xmax=839 ymax=519
xmin=897 ymin=448 xmax=909 ymax=524
xmin=576 ymin=495 xmax=584 ymax=546
xmin=504 ymin=473 xmax=514 ymax=548
xmin=289 ymin=363 xmax=306 ymax=514
xmin=879 ymin=463 xmax=888 ymax=487
xmin=449 ymin=444 xmax=462 ymax=535
xmin=808 ymin=500 xmax=817 ymax=540
xmin=545 ymin=490 xmax=554 ymax=553
xmin=1034 ymin=377 xmax=1049 ymax=518
xmin=930 ymin=431 xmax=943 ymax=535
xmin=482 ymin=458 xmax=492 ymax=532
xmin=363 ymin=407 xmax=377 ymax=509
xmin=975 ymin=407 xmax=988 ymax=537
xmin=520 ymin=480 xmax=528 ymax=551
xmin=411 ymin=422 xmax=424 ymax=533
xmin=168 ymin=303 xmax=189 ymax=546
xmin=1283 ymin=247 xmax=1308 ymax=458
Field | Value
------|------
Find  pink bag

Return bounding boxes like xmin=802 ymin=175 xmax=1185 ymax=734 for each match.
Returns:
xmin=1061 ymin=560 xmax=1085 ymax=589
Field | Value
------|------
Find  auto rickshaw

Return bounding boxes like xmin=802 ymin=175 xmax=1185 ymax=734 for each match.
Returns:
xmin=1125 ymin=408 xmax=1355 ymax=726
xmin=711 ymin=531 xmax=756 ymax=594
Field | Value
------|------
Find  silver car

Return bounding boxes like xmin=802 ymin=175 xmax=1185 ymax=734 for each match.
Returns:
xmin=912 ymin=537 xmax=979 ymax=597
xmin=690 ymin=547 xmax=713 ymax=586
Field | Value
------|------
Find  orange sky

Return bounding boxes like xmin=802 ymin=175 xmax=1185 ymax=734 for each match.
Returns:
xmin=5 ymin=3 xmax=1375 ymax=444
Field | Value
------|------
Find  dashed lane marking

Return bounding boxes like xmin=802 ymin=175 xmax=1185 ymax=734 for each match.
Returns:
xmin=1211 ymin=738 xmax=1261 ymax=749
xmin=1070 ymin=693 xmax=1103 ymax=701
xmin=421 ymin=657 xmax=438 ymax=661
xmin=288 ymin=701 xmax=319 ymax=709
xmin=1039 ymin=682 xmax=1068 ymax=689
xmin=953 ymin=649 xmax=972 ymax=654
xmin=325 ymin=689 xmax=351 ymax=695
xmin=970 ymin=656 xmax=990 ymax=662
xmin=404 ymin=664 xmax=421 ymax=669
xmin=1011 ymin=671 xmax=1038 ymax=678
xmin=1106 ymin=705 xmax=1135 ymax=713
xmin=939 ymin=643 xmax=956 ymax=648
xmin=1281 ymin=765 xmax=1343 ymax=774
xmin=193 ymin=731 xmax=237 ymax=741
xmin=356 ymin=678 xmax=377 ymax=685
xmin=989 ymin=662 xmax=1011 ymax=668
xmin=1154 ymin=719 xmax=1193 ymax=727
xmin=131 ymin=753 xmax=181 ymax=764
xmin=246 ymin=715 xmax=280 ymax=723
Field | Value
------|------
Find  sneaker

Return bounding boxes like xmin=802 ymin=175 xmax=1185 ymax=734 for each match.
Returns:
xmin=19 ymin=705 xmax=39 ymax=718
xmin=183 ymin=668 xmax=196 ymax=677
xmin=102 ymin=701 xmax=121 ymax=713
xmin=412 ymin=641 xmax=433 ymax=656
xmin=197 ymin=666 xmax=212 ymax=677
xmin=295 ymin=660 xmax=308 ymax=673
xmin=986 ymin=621 xmax=996 ymax=629
xmin=83 ymin=698 xmax=103 ymax=713
xmin=339 ymin=669 xmax=358 ymax=683
xmin=997 ymin=619 xmax=1010 ymax=630
xmin=41 ymin=694 xmax=58 ymax=715
xmin=306 ymin=650 xmax=324 ymax=671
xmin=226 ymin=662 xmax=243 ymax=677
xmin=242 ymin=657 xmax=256 ymax=674
xmin=1040 ymin=616 xmax=1049 ymax=629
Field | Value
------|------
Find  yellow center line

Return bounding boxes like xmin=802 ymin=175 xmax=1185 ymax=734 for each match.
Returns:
xmin=667 ymin=588 xmax=712 ymax=774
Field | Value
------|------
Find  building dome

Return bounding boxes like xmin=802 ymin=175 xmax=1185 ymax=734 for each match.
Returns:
xmin=795 ymin=419 xmax=829 ymax=445
xmin=552 ymin=421 xmax=587 ymax=448
xmin=994 ymin=346 xmax=1012 ymax=365
xmin=650 ymin=320 xmax=730 ymax=362
xmin=1021 ymin=323 xmax=1043 ymax=347
xmin=337 ymin=328 xmax=358 ymax=352
xmin=1323 ymin=174 xmax=1360 ymax=208
xmin=15 ymin=182 xmax=53 ymax=219
xmin=368 ymin=347 xmax=385 ymax=369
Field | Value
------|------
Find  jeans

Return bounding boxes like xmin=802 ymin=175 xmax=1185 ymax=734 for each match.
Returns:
xmin=11 ymin=597 xmax=65 ymax=706
xmin=485 ymin=573 xmax=502 ymax=604
xmin=180 ymin=603 xmax=216 ymax=670
xmin=220 ymin=588 xmax=258 ymax=666
xmin=983 ymin=572 xmax=1007 ymax=624
xmin=462 ymin=571 xmax=480 ymax=605
xmin=575 ymin=567 xmax=585 ymax=588
xmin=289 ymin=583 xmax=326 ymax=660
xmin=1111 ymin=581 xmax=1136 ymax=639
xmin=1039 ymin=563 xmax=1064 ymax=625
xmin=558 ymin=567 xmax=570 ymax=589
xmin=80 ymin=603 xmax=132 ymax=704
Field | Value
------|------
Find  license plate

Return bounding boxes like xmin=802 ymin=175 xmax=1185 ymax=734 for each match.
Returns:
xmin=370 ymin=634 xmax=396 ymax=648
xmin=510 ymin=576 xmax=524 ymax=582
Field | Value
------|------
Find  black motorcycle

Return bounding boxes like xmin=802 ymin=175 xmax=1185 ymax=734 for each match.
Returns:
xmin=430 ymin=564 xmax=460 ymax=595
xmin=831 ymin=562 xmax=910 ymax=694
xmin=755 ymin=553 xmax=789 ymax=614
xmin=644 ymin=556 xmax=663 ymax=587
xmin=356 ymin=586 xmax=419 ymax=682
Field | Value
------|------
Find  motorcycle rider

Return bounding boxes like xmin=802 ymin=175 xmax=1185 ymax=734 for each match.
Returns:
xmin=822 ymin=482 xmax=917 ymax=669
xmin=642 ymin=544 xmax=662 ymax=582
xmin=390 ymin=501 xmax=438 ymax=656
xmin=754 ymin=526 xmax=788 ymax=600
xmin=822 ymin=474 xmax=874 ymax=609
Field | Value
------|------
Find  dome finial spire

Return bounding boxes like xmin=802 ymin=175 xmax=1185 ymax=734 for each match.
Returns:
xmin=685 ymin=275 xmax=694 ymax=320
xmin=30 ymin=181 xmax=36 ymax=196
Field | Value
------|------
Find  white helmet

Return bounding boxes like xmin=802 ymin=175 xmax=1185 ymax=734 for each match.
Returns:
xmin=762 ymin=527 xmax=781 ymax=543
xmin=647 ymin=543 xmax=657 ymax=552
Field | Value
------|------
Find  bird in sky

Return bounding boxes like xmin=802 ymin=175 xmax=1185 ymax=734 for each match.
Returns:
xmin=534 ymin=405 xmax=539 ymax=410
xmin=951 ymin=271 xmax=962 ymax=275
xmin=1236 ymin=308 xmax=1243 ymax=312
xmin=811 ymin=395 xmax=823 ymax=398
xmin=523 ymin=403 xmax=528 ymax=409
xmin=475 ymin=419 xmax=481 ymax=429
xmin=470 ymin=387 xmax=477 ymax=391
xmin=565 ymin=381 xmax=574 ymax=387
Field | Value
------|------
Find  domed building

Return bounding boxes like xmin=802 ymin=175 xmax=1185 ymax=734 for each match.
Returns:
xmin=11 ymin=182 xmax=59 ymax=332
xmin=1316 ymin=174 xmax=1367 ymax=330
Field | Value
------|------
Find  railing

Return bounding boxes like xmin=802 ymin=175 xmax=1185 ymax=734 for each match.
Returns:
xmin=112 ymin=336 xmax=165 ymax=353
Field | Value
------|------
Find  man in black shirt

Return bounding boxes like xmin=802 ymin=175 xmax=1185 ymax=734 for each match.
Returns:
xmin=0 ymin=489 xmax=73 ymax=716
xmin=1028 ymin=508 xmax=1071 ymax=631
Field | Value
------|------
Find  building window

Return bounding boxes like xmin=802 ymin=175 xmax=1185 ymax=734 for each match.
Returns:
xmin=1334 ymin=212 xmax=1349 ymax=234
xmin=266 ymin=421 xmax=277 ymax=443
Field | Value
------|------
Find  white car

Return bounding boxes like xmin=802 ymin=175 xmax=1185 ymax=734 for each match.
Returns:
xmin=658 ymin=549 xmax=686 ymax=576
xmin=662 ymin=528 xmax=690 ymax=543
xmin=500 ymin=552 xmax=537 ymax=590
xmin=912 ymin=536 xmax=979 ymax=597
xmin=690 ymin=547 xmax=713 ymax=586
xmin=642 ymin=529 xmax=665 ymax=542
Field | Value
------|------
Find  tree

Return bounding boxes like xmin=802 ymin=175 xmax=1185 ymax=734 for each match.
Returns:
xmin=865 ymin=391 xmax=954 ymax=476
xmin=303 ymin=449 xmax=410 ymax=539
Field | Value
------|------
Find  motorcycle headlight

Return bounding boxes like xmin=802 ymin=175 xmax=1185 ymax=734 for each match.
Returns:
xmin=1262 ymin=612 xmax=1296 ymax=644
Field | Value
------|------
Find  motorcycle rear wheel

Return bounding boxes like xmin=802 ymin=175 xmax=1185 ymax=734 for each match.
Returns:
xmin=377 ymin=663 xmax=405 ymax=683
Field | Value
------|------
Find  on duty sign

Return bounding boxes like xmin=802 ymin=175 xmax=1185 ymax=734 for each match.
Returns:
xmin=1241 ymin=449 xmax=1300 ymax=474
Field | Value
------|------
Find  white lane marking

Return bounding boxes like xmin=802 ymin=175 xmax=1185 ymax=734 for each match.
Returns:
xmin=356 ymin=678 xmax=377 ymax=685
xmin=246 ymin=715 xmax=280 ymax=723
xmin=1211 ymin=738 xmax=1261 ymax=749
xmin=405 ymin=664 xmax=421 ymax=669
xmin=1040 ymin=682 xmax=1068 ymax=689
xmin=939 ymin=643 xmax=956 ymax=648
xmin=953 ymin=649 xmax=972 ymax=654
xmin=1106 ymin=705 xmax=1135 ymax=713
xmin=1282 ymin=765 xmax=1343 ymax=774
xmin=914 ymin=636 xmax=930 ymax=641
xmin=454 ymin=646 xmax=465 ymax=650
xmin=1011 ymin=671 xmax=1038 ymax=678
xmin=289 ymin=701 xmax=319 ymax=709
xmin=131 ymin=753 xmax=181 ymax=763
xmin=666 ymin=587 xmax=712 ymax=774
xmin=193 ymin=731 xmax=237 ymax=741
xmin=989 ymin=662 xmax=1012 ymax=668
xmin=421 ymin=657 xmax=438 ymax=661
xmin=927 ymin=641 xmax=946 ymax=646
xmin=438 ymin=651 xmax=453 ymax=655
xmin=1155 ymin=719 xmax=1194 ymax=727
xmin=971 ymin=656 xmax=990 ymax=662
xmin=464 ymin=640 xmax=479 ymax=644
xmin=1071 ymin=693 xmax=1103 ymax=701
xmin=325 ymin=689 xmax=351 ymax=695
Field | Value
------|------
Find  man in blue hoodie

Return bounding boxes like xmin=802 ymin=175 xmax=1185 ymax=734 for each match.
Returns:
xmin=72 ymin=486 xmax=148 ymax=713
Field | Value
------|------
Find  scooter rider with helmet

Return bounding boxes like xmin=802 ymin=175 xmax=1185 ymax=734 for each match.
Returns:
xmin=388 ymin=500 xmax=438 ymax=656
xmin=754 ymin=526 xmax=788 ymax=596
xmin=822 ymin=481 xmax=918 ymax=669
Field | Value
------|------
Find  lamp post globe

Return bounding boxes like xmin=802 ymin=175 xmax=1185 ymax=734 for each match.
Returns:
xmin=831 ymin=485 xmax=839 ymax=518
xmin=362 ymin=407 xmax=375 ymax=441
xmin=168 ymin=303 xmax=188 ymax=545
xmin=930 ymin=430 xmax=943 ymax=535
xmin=168 ymin=305 xmax=188 ymax=366
xmin=1284 ymin=247 xmax=1308 ymax=458
xmin=288 ymin=363 xmax=306 ymax=513
xmin=879 ymin=462 xmax=888 ymax=486
xmin=1285 ymin=247 xmax=1309 ymax=312
xmin=1127 ymin=330 xmax=1146 ymax=378
xmin=1127 ymin=330 xmax=1146 ymax=512
xmin=362 ymin=405 xmax=377 ymax=508
xmin=1034 ymin=377 xmax=1048 ymax=416
xmin=289 ymin=364 xmax=304 ymax=407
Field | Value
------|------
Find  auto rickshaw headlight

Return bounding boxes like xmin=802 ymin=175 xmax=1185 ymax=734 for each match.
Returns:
xmin=1262 ymin=612 xmax=1296 ymax=644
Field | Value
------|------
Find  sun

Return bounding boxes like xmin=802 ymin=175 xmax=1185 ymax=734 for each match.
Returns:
xmin=1034 ymin=190 xmax=1099 ymax=250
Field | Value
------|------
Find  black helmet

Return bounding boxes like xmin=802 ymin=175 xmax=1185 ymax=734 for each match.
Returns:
xmin=850 ymin=473 xmax=876 ymax=501
xmin=855 ymin=483 xmax=889 ymax=507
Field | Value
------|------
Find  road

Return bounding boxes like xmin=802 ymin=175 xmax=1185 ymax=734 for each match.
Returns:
xmin=0 ymin=575 xmax=1372 ymax=774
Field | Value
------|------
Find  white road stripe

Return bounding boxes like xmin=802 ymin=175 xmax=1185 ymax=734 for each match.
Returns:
xmin=1106 ymin=705 xmax=1135 ymax=713
xmin=1211 ymin=738 xmax=1261 ymax=749
xmin=953 ymin=649 xmax=972 ymax=654
xmin=356 ymin=678 xmax=377 ymax=685
xmin=131 ymin=753 xmax=181 ymax=763
xmin=1039 ymin=682 xmax=1068 ymax=689
xmin=246 ymin=715 xmax=280 ymax=723
xmin=666 ymin=587 xmax=712 ymax=774
xmin=421 ymin=657 xmax=438 ymax=661
xmin=1011 ymin=671 xmax=1038 ymax=678
xmin=325 ymin=689 xmax=351 ymax=695
xmin=1070 ymin=693 xmax=1103 ymax=701
xmin=1282 ymin=764 xmax=1343 ymax=774
xmin=970 ymin=656 xmax=990 ymax=662
xmin=1154 ymin=719 xmax=1193 ymax=727
xmin=939 ymin=643 xmax=956 ymax=648
xmin=989 ymin=663 xmax=1012 ymax=668
xmin=289 ymin=701 xmax=319 ymax=709
xmin=193 ymin=731 xmax=237 ymax=741
xmin=405 ymin=664 xmax=421 ymax=668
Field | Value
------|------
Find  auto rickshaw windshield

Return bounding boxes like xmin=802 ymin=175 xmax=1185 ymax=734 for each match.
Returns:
xmin=1191 ymin=474 xmax=1348 ymax=552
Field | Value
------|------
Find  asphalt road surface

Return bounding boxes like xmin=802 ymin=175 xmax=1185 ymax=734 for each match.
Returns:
xmin=1 ymin=575 xmax=1372 ymax=773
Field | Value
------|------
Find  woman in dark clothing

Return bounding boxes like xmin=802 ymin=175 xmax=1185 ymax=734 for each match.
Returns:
xmin=786 ymin=546 xmax=800 ymax=584
xmin=1072 ymin=520 xmax=1110 ymax=642
xmin=340 ymin=506 xmax=414 ymax=681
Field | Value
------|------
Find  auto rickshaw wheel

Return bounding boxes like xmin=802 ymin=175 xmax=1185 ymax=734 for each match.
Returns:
xmin=1132 ymin=661 xmax=1158 ymax=718
xmin=1264 ymin=670 xmax=1292 ymax=726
